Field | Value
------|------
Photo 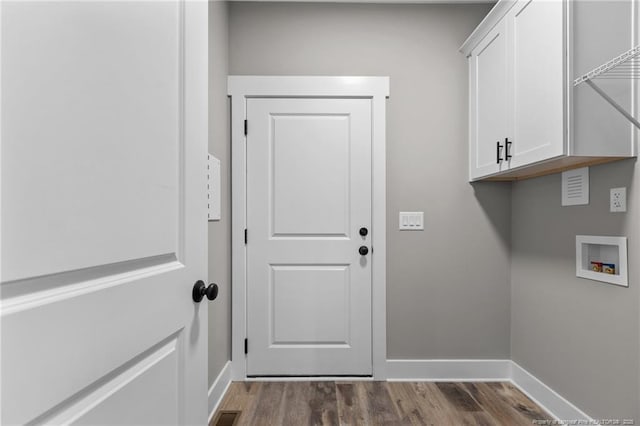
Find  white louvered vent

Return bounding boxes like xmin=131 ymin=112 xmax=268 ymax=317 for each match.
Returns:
xmin=562 ymin=167 xmax=589 ymax=206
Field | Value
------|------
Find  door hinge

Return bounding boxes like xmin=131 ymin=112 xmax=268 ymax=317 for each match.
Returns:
xmin=244 ymin=120 xmax=248 ymax=136
xmin=244 ymin=338 xmax=248 ymax=354
xmin=244 ymin=229 xmax=247 ymax=244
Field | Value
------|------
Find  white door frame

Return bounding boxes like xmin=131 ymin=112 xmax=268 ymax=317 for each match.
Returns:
xmin=228 ymin=76 xmax=389 ymax=380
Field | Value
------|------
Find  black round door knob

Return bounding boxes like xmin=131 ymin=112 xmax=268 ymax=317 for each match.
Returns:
xmin=359 ymin=227 xmax=369 ymax=237
xmin=192 ymin=280 xmax=219 ymax=303
xmin=359 ymin=246 xmax=369 ymax=256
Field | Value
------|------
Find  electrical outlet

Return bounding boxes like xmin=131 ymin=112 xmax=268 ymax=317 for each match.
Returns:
xmin=610 ymin=187 xmax=627 ymax=213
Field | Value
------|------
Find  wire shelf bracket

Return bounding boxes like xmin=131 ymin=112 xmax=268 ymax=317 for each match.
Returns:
xmin=573 ymin=45 xmax=640 ymax=130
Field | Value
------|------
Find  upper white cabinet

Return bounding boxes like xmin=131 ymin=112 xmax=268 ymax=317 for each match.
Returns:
xmin=462 ymin=0 xmax=637 ymax=182
xmin=508 ymin=0 xmax=565 ymax=169
xmin=469 ymin=19 xmax=508 ymax=178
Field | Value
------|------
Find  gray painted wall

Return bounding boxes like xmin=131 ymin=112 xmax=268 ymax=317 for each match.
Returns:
xmin=510 ymin=1 xmax=639 ymax=419
xmin=511 ymin=160 xmax=640 ymax=421
xmin=219 ymin=3 xmax=640 ymax=420
xmin=208 ymin=0 xmax=231 ymax=387
xmin=228 ymin=2 xmax=511 ymax=359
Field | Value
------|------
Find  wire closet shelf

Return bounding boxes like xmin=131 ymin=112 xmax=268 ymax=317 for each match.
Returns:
xmin=574 ymin=45 xmax=640 ymax=129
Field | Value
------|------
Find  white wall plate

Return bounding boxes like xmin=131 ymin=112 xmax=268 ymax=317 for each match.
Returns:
xmin=562 ymin=167 xmax=589 ymax=206
xmin=399 ymin=212 xmax=424 ymax=230
xmin=576 ymin=235 xmax=628 ymax=287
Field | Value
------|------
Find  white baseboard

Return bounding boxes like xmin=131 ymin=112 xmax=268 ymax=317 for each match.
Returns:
xmin=385 ymin=359 xmax=593 ymax=423
xmin=386 ymin=359 xmax=511 ymax=381
xmin=510 ymin=361 xmax=592 ymax=423
xmin=207 ymin=361 xmax=233 ymax=424
xmin=245 ymin=376 xmax=374 ymax=382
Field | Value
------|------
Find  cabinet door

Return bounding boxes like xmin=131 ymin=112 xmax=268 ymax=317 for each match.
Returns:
xmin=507 ymin=0 xmax=565 ymax=168
xmin=469 ymin=20 xmax=509 ymax=181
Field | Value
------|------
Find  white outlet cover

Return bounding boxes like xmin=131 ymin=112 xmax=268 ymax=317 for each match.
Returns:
xmin=610 ymin=187 xmax=627 ymax=213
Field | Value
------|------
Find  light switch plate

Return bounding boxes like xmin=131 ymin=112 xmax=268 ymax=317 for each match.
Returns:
xmin=399 ymin=212 xmax=424 ymax=230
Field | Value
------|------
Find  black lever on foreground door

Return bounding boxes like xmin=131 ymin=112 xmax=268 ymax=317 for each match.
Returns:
xmin=359 ymin=246 xmax=369 ymax=256
xmin=192 ymin=280 xmax=219 ymax=303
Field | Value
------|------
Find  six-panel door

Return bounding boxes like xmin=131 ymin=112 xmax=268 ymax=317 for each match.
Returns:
xmin=0 ymin=2 xmax=208 ymax=424
xmin=246 ymin=98 xmax=373 ymax=376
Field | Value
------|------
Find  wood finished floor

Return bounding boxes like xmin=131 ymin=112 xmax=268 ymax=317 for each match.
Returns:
xmin=211 ymin=381 xmax=553 ymax=426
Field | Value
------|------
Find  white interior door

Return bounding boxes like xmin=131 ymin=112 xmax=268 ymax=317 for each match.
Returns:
xmin=1 ymin=2 xmax=208 ymax=424
xmin=246 ymin=98 xmax=372 ymax=376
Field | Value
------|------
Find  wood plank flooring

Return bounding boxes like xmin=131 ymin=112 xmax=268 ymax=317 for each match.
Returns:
xmin=211 ymin=381 xmax=553 ymax=426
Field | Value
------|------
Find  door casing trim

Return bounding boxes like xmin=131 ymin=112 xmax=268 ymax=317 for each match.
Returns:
xmin=228 ymin=76 xmax=389 ymax=380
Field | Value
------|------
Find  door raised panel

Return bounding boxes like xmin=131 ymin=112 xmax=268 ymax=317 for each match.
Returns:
xmin=1 ymin=1 xmax=181 ymax=282
xmin=271 ymin=265 xmax=349 ymax=345
xmin=41 ymin=337 xmax=180 ymax=425
xmin=1 ymin=268 xmax=185 ymax=425
xmin=271 ymin=115 xmax=350 ymax=238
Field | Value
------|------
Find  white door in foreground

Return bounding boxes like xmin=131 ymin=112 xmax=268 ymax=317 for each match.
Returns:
xmin=246 ymin=98 xmax=372 ymax=376
xmin=1 ymin=2 xmax=208 ymax=424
